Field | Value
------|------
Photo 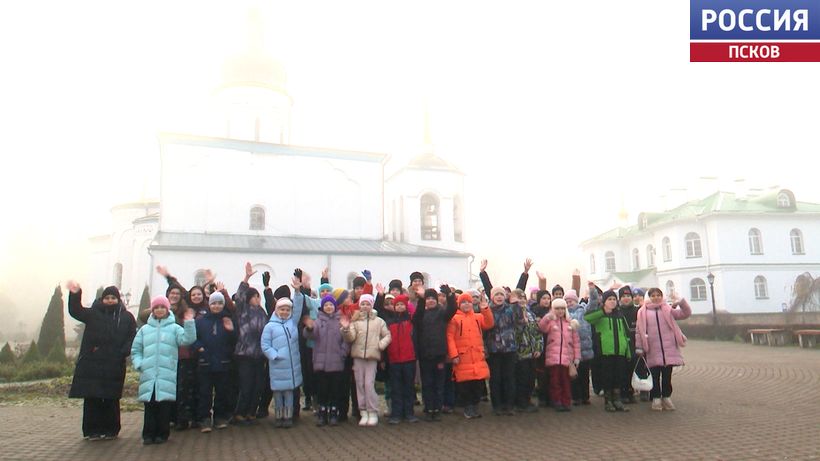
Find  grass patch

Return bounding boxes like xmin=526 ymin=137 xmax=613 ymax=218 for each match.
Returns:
xmin=0 ymin=370 xmax=142 ymax=412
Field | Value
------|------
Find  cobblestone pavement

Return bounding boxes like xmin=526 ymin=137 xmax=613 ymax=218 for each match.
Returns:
xmin=1 ymin=340 xmax=819 ymax=461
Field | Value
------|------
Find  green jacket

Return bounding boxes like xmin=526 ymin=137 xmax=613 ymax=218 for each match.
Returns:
xmin=584 ymin=307 xmax=631 ymax=359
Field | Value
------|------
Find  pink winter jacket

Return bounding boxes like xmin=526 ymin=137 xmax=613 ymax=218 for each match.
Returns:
xmin=636 ymin=299 xmax=691 ymax=368
xmin=538 ymin=314 xmax=581 ymax=367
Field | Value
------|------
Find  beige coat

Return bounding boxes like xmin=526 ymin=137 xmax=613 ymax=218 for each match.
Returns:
xmin=342 ymin=309 xmax=391 ymax=360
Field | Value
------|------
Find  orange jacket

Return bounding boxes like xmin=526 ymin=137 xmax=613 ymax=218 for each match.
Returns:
xmin=447 ymin=307 xmax=494 ymax=382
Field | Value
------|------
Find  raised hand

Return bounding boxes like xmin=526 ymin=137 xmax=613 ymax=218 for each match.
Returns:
xmin=573 ymin=268 xmax=581 ymax=277
xmin=204 ymin=269 xmax=215 ymax=284
xmin=480 ymin=259 xmax=488 ymax=272
xmin=262 ymin=271 xmax=271 ymax=288
xmin=303 ymin=317 xmax=315 ymax=330
xmin=524 ymin=258 xmax=533 ymax=273
xmin=362 ymin=269 xmax=372 ymax=282
xmin=611 ymin=282 xmax=622 ymax=290
xmin=536 ymin=271 xmax=546 ymax=282
xmin=222 ymin=317 xmax=234 ymax=332
xmin=375 ymin=283 xmax=385 ymax=295
xmin=292 ymin=275 xmax=303 ymax=289
xmin=215 ymin=281 xmax=225 ymax=292
xmin=66 ymin=280 xmax=81 ymax=293
xmin=339 ymin=316 xmax=350 ymax=329
xmin=244 ymin=262 xmax=257 ymax=281
xmin=479 ymin=298 xmax=489 ymax=310
xmin=321 ymin=267 xmax=329 ymax=280
xmin=301 ymin=272 xmax=312 ymax=291
xmin=156 ymin=265 xmax=170 ymax=277
xmin=183 ymin=308 xmax=194 ymax=321
xmin=415 ymin=286 xmax=425 ymax=299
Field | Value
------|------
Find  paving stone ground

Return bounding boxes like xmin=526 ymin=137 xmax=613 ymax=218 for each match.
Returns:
xmin=1 ymin=340 xmax=819 ymax=461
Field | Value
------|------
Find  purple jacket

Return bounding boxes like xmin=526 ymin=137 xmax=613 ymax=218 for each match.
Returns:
xmin=636 ymin=300 xmax=691 ymax=368
xmin=306 ymin=309 xmax=349 ymax=372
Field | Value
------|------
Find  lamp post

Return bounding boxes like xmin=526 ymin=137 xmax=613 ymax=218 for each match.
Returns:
xmin=707 ymin=272 xmax=717 ymax=340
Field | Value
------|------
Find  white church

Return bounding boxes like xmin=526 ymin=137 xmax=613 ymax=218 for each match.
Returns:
xmin=87 ymin=26 xmax=473 ymax=310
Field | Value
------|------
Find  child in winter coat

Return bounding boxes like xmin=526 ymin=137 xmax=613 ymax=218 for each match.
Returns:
xmin=511 ymin=289 xmax=543 ymax=413
xmin=486 ymin=286 xmax=525 ymax=415
xmin=341 ymin=294 xmax=391 ymax=426
xmin=412 ymin=286 xmax=457 ymax=422
xmin=261 ymin=298 xmax=302 ymax=428
xmin=380 ymin=292 xmax=418 ymax=424
xmin=232 ymin=263 xmax=270 ymax=425
xmin=539 ymin=298 xmax=581 ymax=411
xmin=636 ymin=288 xmax=691 ymax=411
xmin=131 ymin=296 xmax=197 ymax=444
xmin=617 ymin=286 xmax=639 ymax=404
xmin=447 ymin=293 xmax=494 ymax=419
xmin=193 ymin=291 xmax=236 ymax=431
xmin=304 ymin=295 xmax=349 ymax=426
xmin=565 ymin=290 xmax=594 ymax=405
xmin=584 ymin=290 xmax=632 ymax=412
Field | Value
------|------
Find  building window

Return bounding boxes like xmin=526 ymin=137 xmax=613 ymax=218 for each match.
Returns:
xmin=790 ymin=229 xmax=805 ymax=254
xmin=194 ymin=269 xmax=208 ymax=288
xmin=453 ymin=195 xmax=464 ymax=242
xmin=748 ymin=228 xmax=763 ymax=255
xmin=754 ymin=275 xmax=769 ymax=299
xmin=589 ymin=254 xmax=596 ymax=274
xmin=690 ymin=278 xmax=707 ymax=301
xmin=685 ymin=232 xmax=702 ymax=258
xmin=113 ymin=263 xmax=123 ymax=289
xmin=665 ymin=280 xmax=675 ymax=298
xmin=605 ymin=251 xmax=616 ymax=272
xmin=250 ymin=206 xmax=265 ymax=231
xmin=647 ymin=245 xmax=656 ymax=268
xmin=420 ymin=193 xmax=440 ymax=241
xmin=662 ymin=237 xmax=672 ymax=262
xmin=632 ymin=248 xmax=640 ymax=271
xmin=777 ymin=193 xmax=791 ymax=208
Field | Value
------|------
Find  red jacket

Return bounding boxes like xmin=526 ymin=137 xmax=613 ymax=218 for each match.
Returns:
xmin=385 ymin=313 xmax=415 ymax=363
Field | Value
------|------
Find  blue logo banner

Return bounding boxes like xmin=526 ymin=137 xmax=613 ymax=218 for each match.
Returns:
xmin=691 ymin=0 xmax=820 ymax=39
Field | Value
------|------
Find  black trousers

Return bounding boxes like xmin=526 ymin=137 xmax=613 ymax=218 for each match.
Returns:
xmin=197 ymin=370 xmax=230 ymax=422
xmin=456 ymin=380 xmax=484 ymax=406
xmin=235 ymin=357 xmax=266 ymax=417
xmin=514 ymin=357 xmax=536 ymax=408
xmin=389 ymin=361 xmax=416 ymax=418
xmin=419 ymin=357 xmax=445 ymax=413
xmin=599 ymin=355 xmax=628 ymax=393
xmin=590 ymin=355 xmax=603 ymax=394
xmin=534 ymin=363 xmax=550 ymax=404
xmin=650 ymin=365 xmax=674 ymax=399
xmin=315 ymin=370 xmax=344 ymax=409
xmin=143 ymin=393 xmax=173 ymax=441
xmin=622 ymin=354 xmax=638 ymax=397
xmin=176 ymin=359 xmax=197 ymax=425
xmin=82 ymin=398 xmax=120 ymax=437
xmin=571 ymin=359 xmax=592 ymax=401
xmin=488 ymin=352 xmax=517 ymax=410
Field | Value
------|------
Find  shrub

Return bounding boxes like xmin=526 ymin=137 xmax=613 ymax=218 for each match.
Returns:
xmin=21 ymin=341 xmax=41 ymax=364
xmin=46 ymin=341 xmax=68 ymax=363
xmin=0 ymin=343 xmax=15 ymax=364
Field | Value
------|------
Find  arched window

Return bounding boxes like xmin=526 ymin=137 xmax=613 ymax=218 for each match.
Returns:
xmin=589 ymin=254 xmax=596 ymax=274
xmin=453 ymin=195 xmax=464 ymax=242
xmin=754 ymin=275 xmax=768 ymax=299
xmin=748 ymin=228 xmax=763 ymax=255
xmin=647 ymin=244 xmax=656 ymax=268
xmin=194 ymin=269 xmax=208 ymax=288
xmin=665 ymin=280 xmax=675 ymax=298
xmin=420 ymin=194 xmax=440 ymax=241
xmin=690 ymin=278 xmax=707 ymax=301
xmin=777 ymin=192 xmax=791 ymax=208
xmin=605 ymin=251 xmax=616 ymax=272
xmin=113 ymin=263 xmax=123 ymax=289
xmin=250 ymin=206 xmax=265 ymax=231
xmin=662 ymin=237 xmax=672 ymax=262
xmin=632 ymin=249 xmax=640 ymax=271
xmin=790 ymin=229 xmax=805 ymax=254
xmin=685 ymin=232 xmax=702 ymax=258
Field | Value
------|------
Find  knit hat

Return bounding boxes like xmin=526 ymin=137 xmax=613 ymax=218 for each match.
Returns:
xmin=273 ymin=285 xmax=291 ymax=300
xmin=320 ymin=295 xmax=338 ymax=311
xmin=388 ymin=279 xmax=403 ymax=291
xmin=101 ymin=286 xmax=121 ymax=301
xmin=409 ymin=271 xmax=424 ymax=283
xmin=333 ymin=288 xmax=350 ymax=306
xmin=490 ymin=287 xmax=506 ymax=299
xmin=551 ymin=298 xmax=568 ymax=310
xmin=358 ymin=294 xmax=375 ymax=307
xmin=564 ymin=289 xmax=579 ymax=303
xmin=602 ymin=290 xmax=618 ymax=302
xmin=394 ymin=294 xmax=410 ymax=307
xmin=457 ymin=293 xmax=474 ymax=306
xmin=209 ymin=292 xmax=225 ymax=305
xmin=151 ymin=296 xmax=171 ymax=310
xmin=618 ymin=286 xmax=633 ymax=298
xmin=424 ymin=288 xmax=439 ymax=300
xmin=632 ymin=287 xmax=645 ymax=297
xmin=530 ymin=287 xmax=540 ymax=293
xmin=318 ymin=283 xmax=333 ymax=294
xmin=551 ymin=284 xmax=564 ymax=296
xmin=352 ymin=276 xmax=367 ymax=289
xmin=384 ymin=294 xmax=395 ymax=302
xmin=275 ymin=297 xmax=293 ymax=309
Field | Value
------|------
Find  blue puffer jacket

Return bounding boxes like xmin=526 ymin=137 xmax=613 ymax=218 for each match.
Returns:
xmin=131 ymin=312 xmax=196 ymax=402
xmin=261 ymin=316 xmax=303 ymax=391
xmin=568 ymin=304 xmax=594 ymax=361
xmin=193 ymin=311 xmax=236 ymax=372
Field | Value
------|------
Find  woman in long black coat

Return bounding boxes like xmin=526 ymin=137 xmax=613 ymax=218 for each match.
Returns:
xmin=67 ymin=281 xmax=136 ymax=440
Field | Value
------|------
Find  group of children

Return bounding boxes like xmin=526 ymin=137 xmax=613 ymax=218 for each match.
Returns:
xmin=69 ymin=259 xmax=692 ymax=445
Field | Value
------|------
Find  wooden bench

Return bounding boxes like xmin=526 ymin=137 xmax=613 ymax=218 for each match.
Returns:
xmin=794 ymin=330 xmax=820 ymax=348
xmin=748 ymin=329 xmax=789 ymax=346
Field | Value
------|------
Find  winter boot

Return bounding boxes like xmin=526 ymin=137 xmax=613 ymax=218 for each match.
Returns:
xmin=661 ymin=397 xmax=676 ymax=411
xmin=651 ymin=398 xmax=663 ymax=411
xmin=316 ymin=406 xmax=327 ymax=427
xmin=359 ymin=410 xmax=369 ymax=426
xmin=612 ymin=391 xmax=629 ymax=412
xmin=329 ymin=407 xmax=339 ymax=426
xmin=604 ymin=392 xmax=616 ymax=412
xmin=367 ymin=410 xmax=379 ymax=426
xmin=283 ymin=406 xmax=293 ymax=428
xmin=274 ymin=407 xmax=283 ymax=428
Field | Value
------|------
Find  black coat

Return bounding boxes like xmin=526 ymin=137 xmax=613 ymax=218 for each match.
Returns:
xmin=68 ymin=290 xmax=136 ymax=400
xmin=412 ymin=293 xmax=457 ymax=359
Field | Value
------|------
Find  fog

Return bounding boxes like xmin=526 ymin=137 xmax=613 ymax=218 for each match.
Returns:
xmin=1 ymin=0 xmax=819 ymax=340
